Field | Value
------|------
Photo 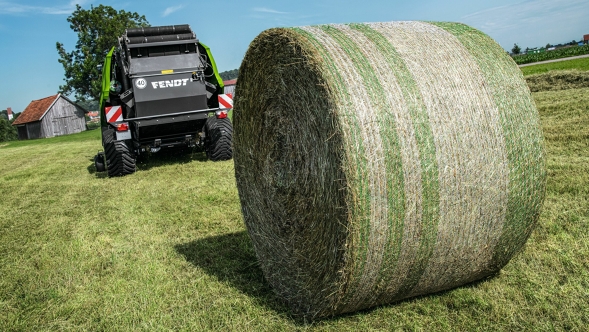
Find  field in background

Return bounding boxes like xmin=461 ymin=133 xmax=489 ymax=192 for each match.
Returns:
xmin=513 ymin=44 xmax=589 ymax=65
xmin=521 ymin=57 xmax=589 ymax=75
xmin=1 ymin=61 xmax=588 ymax=330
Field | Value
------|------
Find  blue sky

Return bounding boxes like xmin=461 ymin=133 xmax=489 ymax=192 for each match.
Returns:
xmin=1 ymin=0 xmax=588 ymax=113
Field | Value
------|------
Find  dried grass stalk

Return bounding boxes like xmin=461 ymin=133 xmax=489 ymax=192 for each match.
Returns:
xmin=233 ymin=21 xmax=546 ymax=320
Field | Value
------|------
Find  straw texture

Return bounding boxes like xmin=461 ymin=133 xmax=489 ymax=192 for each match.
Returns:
xmin=233 ymin=21 xmax=545 ymax=319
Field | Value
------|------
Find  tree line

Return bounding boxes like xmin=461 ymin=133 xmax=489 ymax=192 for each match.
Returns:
xmin=219 ymin=69 xmax=238 ymax=81
xmin=512 ymin=39 xmax=586 ymax=55
xmin=0 ymin=110 xmax=20 ymax=142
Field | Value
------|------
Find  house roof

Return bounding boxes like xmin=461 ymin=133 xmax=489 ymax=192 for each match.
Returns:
xmin=12 ymin=94 xmax=59 ymax=125
xmin=223 ymin=79 xmax=237 ymax=86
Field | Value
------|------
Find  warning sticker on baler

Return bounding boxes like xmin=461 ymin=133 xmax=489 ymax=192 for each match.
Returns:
xmin=105 ymin=106 xmax=123 ymax=123
xmin=218 ymin=94 xmax=233 ymax=109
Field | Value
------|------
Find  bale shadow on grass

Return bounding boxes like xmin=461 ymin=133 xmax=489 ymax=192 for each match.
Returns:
xmin=175 ymin=231 xmax=502 ymax=324
xmin=175 ymin=231 xmax=291 ymax=316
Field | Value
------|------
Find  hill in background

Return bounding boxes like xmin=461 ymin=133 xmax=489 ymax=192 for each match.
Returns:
xmin=219 ymin=69 xmax=238 ymax=81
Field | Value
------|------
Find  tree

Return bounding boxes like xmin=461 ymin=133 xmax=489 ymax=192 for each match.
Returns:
xmin=75 ymin=99 xmax=99 ymax=113
xmin=0 ymin=118 xmax=17 ymax=142
xmin=219 ymin=69 xmax=239 ymax=81
xmin=0 ymin=110 xmax=18 ymax=122
xmin=546 ymin=43 xmax=551 ymax=49
xmin=56 ymin=5 xmax=149 ymax=102
xmin=511 ymin=43 xmax=521 ymax=55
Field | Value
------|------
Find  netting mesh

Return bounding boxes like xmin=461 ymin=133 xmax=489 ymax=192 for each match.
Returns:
xmin=233 ymin=21 xmax=546 ymax=320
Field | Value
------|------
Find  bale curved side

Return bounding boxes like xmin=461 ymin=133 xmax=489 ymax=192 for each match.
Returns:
xmin=233 ymin=21 xmax=545 ymax=320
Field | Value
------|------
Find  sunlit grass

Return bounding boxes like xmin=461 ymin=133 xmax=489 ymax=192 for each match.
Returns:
xmin=521 ymin=57 xmax=589 ymax=75
xmin=0 ymin=90 xmax=587 ymax=329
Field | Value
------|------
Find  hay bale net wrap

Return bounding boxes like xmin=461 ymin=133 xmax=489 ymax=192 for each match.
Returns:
xmin=233 ymin=21 xmax=546 ymax=319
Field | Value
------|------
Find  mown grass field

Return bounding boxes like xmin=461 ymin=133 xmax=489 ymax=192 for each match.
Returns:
xmin=521 ymin=57 xmax=589 ymax=75
xmin=1 ymin=60 xmax=588 ymax=330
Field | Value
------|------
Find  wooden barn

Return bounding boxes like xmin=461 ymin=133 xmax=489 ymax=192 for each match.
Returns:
xmin=223 ymin=79 xmax=237 ymax=96
xmin=12 ymin=94 xmax=87 ymax=140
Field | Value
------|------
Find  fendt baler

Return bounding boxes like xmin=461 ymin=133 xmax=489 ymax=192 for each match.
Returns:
xmin=94 ymin=24 xmax=233 ymax=177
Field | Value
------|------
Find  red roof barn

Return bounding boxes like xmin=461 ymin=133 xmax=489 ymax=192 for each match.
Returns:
xmin=223 ymin=79 xmax=237 ymax=96
xmin=12 ymin=94 xmax=87 ymax=140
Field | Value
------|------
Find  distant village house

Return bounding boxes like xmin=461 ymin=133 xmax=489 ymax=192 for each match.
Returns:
xmin=12 ymin=94 xmax=87 ymax=140
xmin=6 ymin=107 xmax=14 ymax=120
xmin=87 ymin=111 xmax=100 ymax=123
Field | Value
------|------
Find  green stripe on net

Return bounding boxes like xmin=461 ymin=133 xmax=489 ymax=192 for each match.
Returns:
xmin=320 ymin=24 xmax=407 ymax=310
xmin=431 ymin=22 xmax=546 ymax=269
xmin=351 ymin=23 xmax=440 ymax=302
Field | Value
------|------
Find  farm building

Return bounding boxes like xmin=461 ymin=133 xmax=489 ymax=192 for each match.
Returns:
xmin=12 ymin=94 xmax=87 ymax=140
xmin=87 ymin=111 xmax=100 ymax=123
xmin=223 ymin=79 xmax=237 ymax=96
xmin=6 ymin=107 xmax=14 ymax=120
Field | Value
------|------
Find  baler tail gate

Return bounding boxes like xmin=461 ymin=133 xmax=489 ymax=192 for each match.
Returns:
xmin=94 ymin=24 xmax=233 ymax=177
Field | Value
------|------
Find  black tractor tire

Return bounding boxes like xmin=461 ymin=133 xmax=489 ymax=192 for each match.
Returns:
xmin=94 ymin=152 xmax=106 ymax=172
xmin=102 ymin=127 xmax=114 ymax=145
xmin=205 ymin=116 xmax=233 ymax=161
xmin=103 ymin=128 xmax=136 ymax=177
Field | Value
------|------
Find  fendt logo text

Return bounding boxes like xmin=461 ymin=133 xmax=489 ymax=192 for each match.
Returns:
xmin=152 ymin=79 xmax=190 ymax=89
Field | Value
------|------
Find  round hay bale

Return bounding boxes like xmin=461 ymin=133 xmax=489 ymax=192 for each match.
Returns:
xmin=233 ymin=21 xmax=546 ymax=319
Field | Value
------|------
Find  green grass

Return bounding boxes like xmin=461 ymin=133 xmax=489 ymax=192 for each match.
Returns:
xmin=521 ymin=57 xmax=589 ymax=75
xmin=1 ymin=89 xmax=588 ymax=330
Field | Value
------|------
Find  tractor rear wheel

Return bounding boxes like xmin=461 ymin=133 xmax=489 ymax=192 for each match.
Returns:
xmin=103 ymin=128 xmax=136 ymax=177
xmin=205 ymin=116 xmax=233 ymax=161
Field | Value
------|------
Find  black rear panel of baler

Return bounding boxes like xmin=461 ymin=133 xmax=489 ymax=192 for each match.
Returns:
xmin=115 ymin=25 xmax=217 ymax=146
xmin=131 ymin=72 xmax=208 ymax=117
xmin=133 ymin=115 xmax=208 ymax=144
xmin=123 ymin=24 xmax=208 ymax=119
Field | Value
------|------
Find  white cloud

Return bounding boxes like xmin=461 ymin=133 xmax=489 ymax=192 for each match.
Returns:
xmin=253 ymin=7 xmax=288 ymax=14
xmin=162 ymin=5 xmax=184 ymax=17
xmin=0 ymin=0 xmax=88 ymax=15
xmin=461 ymin=0 xmax=589 ymax=49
